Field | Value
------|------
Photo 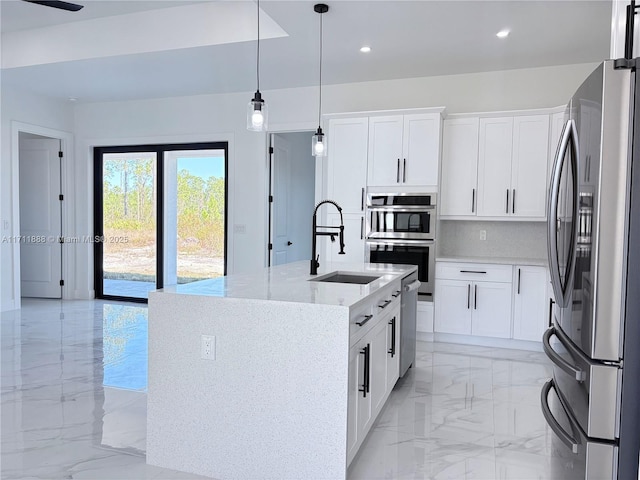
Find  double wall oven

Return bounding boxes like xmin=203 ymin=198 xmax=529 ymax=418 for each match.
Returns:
xmin=365 ymin=193 xmax=435 ymax=299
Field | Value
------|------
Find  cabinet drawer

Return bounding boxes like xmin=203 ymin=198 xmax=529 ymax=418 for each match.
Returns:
xmin=436 ymin=262 xmax=513 ymax=283
xmin=349 ymin=282 xmax=401 ymax=344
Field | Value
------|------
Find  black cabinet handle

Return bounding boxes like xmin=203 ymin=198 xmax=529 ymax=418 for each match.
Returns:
xmin=548 ymin=298 xmax=555 ymax=328
xmin=467 ymin=284 xmax=470 ymax=309
xmin=287 ymin=241 xmax=293 ymax=246
xmin=472 ymin=188 xmax=476 ymax=213
xmin=517 ymin=268 xmax=521 ymax=294
xmin=361 ymin=187 xmax=365 ymax=211
xmin=506 ymin=189 xmax=510 ymax=214
xmin=474 ymin=284 xmax=478 ymax=310
xmin=403 ymin=158 xmax=407 ymax=183
xmin=360 ymin=217 xmax=364 ymax=240
xmin=388 ymin=317 xmax=396 ymax=357
xmin=512 ymin=189 xmax=516 ymax=214
xmin=460 ymin=270 xmax=486 ymax=274
xmin=391 ymin=290 xmax=401 ymax=298
xmin=359 ymin=344 xmax=370 ymax=397
xmin=356 ymin=314 xmax=373 ymax=327
xmin=378 ymin=299 xmax=392 ymax=309
xmin=396 ymin=159 xmax=401 ymax=183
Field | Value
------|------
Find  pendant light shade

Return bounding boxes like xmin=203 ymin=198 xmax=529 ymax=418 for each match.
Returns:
xmin=247 ymin=0 xmax=267 ymax=131
xmin=312 ymin=3 xmax=329 ymax=157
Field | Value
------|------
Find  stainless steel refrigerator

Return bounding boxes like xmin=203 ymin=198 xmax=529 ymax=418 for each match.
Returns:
xmin=542 ymin=59 xmax=640 ymax=479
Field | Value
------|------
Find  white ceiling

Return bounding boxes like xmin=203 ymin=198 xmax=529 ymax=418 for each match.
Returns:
xmin=0 ymin=0 xmax=612 ymax=103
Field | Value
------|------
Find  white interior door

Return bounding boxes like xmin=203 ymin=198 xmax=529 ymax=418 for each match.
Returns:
xmin=271 ymin=134 xmax=292 ymax=266
xmin=19 ymin=137 xmax=62 ymax=298
xmin=270 ymin=132 xmax=315 ymax=266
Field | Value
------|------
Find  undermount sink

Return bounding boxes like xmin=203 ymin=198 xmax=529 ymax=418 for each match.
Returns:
xmin=310 ymin=271 xmax=380 ymax=285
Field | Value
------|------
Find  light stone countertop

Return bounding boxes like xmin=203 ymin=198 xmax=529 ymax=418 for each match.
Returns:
xmin=436 ymin=256 xmax=548 ymax=267
xmin=154 ymin=260 xmax=416 ymax=308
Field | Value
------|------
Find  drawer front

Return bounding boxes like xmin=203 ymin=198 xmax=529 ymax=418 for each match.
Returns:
xmin=350 ymin=281 xmax=401 ymax=344
xmin=436 ymin=262 xmax=513 ymax=283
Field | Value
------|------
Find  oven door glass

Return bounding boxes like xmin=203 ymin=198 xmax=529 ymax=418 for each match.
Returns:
xmin=369 ymin=209 xmax=435 ymax=239
xmin=367 ymin=241 xmax=433 ymax=296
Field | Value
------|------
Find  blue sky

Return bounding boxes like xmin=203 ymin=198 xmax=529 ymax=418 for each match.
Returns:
xmin=178 ymin=155 xmax=225 ymax=179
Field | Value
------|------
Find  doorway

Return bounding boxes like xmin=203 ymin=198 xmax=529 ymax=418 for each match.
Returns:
xmin=94 ymin=142 xmax=228 ymax=302
xmin=18 ymin=132 xmax=63 ymax=299
xmin=268 ymin=132 xmax=316 ymax=266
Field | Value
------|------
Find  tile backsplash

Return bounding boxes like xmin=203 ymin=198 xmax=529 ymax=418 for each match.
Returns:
xmin=437 ymin=220 xmax=547 ymax=259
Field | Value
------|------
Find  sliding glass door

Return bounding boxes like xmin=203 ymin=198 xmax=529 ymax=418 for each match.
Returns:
xmin=94 ymin=142 xmax=227 ymax=302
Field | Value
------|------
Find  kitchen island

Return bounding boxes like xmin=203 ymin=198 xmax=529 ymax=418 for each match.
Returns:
xmin=146 ymin=261 xmax=416 ymax=480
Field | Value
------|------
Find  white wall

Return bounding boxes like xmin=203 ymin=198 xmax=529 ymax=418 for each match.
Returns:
xmin=1 ymin=62 xmax=597 ymax=308
xmin=0 ymin=84 xmax=74 ymax=311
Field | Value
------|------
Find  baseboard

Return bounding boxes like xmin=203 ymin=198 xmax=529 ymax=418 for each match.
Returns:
xmin=432 ymin=332 xmax=543 ymax=352
xmin=417 ymin=332 xmax=434 ymax=342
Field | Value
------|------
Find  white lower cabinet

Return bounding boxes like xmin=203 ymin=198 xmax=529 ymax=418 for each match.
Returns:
xmin=434 ymin=262 xmax=513 ymax=339
xmin=347 ymin=293 xmax=401 ymax=466
xmin=435 ymin=261 xmax=550 ymax=344
xmin=512 ymin=265 xmax=548 ymax=341
xmin=416 ymin=301 xmax=434 ymax=334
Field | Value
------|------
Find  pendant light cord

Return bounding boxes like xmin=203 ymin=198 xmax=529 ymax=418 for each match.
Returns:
xmin=257 ymin=0 xmax=260 ymax=91
xmin=318 ymin=10 xmax=323 ymax=127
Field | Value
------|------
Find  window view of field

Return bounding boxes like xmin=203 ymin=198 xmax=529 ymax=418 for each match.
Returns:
xmin=102 ymin=152 xmax=225 ymax=294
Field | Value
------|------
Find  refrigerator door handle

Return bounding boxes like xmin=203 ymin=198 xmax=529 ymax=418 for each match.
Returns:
xmin=541 ymin=379 xmax=580 ymax=454
xmin=542 ymin=326 xmax=586 ymax=382
xmin=547 ymin=118 xmax=579 ymax=308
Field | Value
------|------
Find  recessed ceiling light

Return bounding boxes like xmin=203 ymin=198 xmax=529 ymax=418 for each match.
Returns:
xmin=496 ymin=29 xmax=510 ymax=39
xmin=360 ymin=46 xmax=371 ymax=53
xmin=67 ymin=97 xmax=78 ymax=102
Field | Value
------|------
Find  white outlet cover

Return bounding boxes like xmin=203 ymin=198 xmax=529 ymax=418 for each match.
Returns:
xmin=201 ymin=335 xmax=216 ymax=360
xmin=479 ymin=230 xmax=487 ymax=241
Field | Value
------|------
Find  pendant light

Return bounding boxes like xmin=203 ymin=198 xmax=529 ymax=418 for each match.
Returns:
xmin=312 ymin=3 xmax=329 ymax=157
xmin=247 ymin=0 xmax=268 ymax=131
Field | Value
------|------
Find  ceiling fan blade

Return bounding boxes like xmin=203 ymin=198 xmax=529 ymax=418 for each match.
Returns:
xmin=22 ymin=0 xmax=84 ymax=12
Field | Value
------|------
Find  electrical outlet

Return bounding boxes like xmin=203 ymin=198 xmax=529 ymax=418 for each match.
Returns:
xmin=479 ymin=230 xmax=487 ymax=241
xmin=234 ymin=224 xmax=246 ymax=234
xmin=201 ymin=335 xmax=216 ymax=360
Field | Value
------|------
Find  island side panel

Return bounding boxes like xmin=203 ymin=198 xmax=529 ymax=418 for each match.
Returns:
xmin=147 ymin=292 xmax=350 ymax=480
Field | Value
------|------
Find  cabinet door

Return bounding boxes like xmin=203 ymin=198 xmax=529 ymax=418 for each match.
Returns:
xmin=434 ymin=279 xmax=472 ymax=335
xmin=511 ymin=115 xmax=550 ymax=218
xmin=402 ymin=113 xmax=441 ymax=187
xmin=512 ymin=266 xmax=547 ymax=341
xmin=370 ymin=318 xmax=389 ymax=416
xmin=478 ymin=117 xmax=513 ymax=217
xmin=440 ymin=118 xmax=479 ymax=216
xmin=471 ymin=281 xmax=512 ymax=338
xmin=367 ymin=115 xmax=404 ymax=187
xmin=325 ymin=213 xmax=365 ymax=264
xmin=347 ymin=343 xmax=360 ymax=464
xmin=327 ymin=117 xmax=368 ymax=213
xmin=385 ymin=311 xmax=400 ymax=394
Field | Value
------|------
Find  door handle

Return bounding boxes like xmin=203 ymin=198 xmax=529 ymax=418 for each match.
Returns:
xmin=359 ymin=344 xmax=370 ymax=397
xmin=467 ymin=284 xmax=470 ymax=309
xmin=506 ymin=189 xmax=510 ymax=214
xmin=471 ymin=188 xmax=476 ymax=213
xmin=542 ymin=326 xmax=586 ymax=382
xmin=548 ymin=297 xmax=555 ymax=328
xmin=541 ymin=380 xmax=580 ymax=454
xmin=474 ymin=284 xmax=478 ymax=310
xmin=517 ymin=268 xmax=521 ymax=294
xmin=388 ymin=317 xmax=396 ymax=357
xmin=360 ymin=216 xmax=364 ymax=240
xmin=512 ymin=189 xmax=516 ymax=214
xmin=403 ymin=158 xmax=407 ymax=183
xmin=361 ymin=187 xmax=365 ymax=211
xmin=396 ymin=159 xmax=401 ymax=183
xmin=547 ymin=119 xmax=579 ymax=309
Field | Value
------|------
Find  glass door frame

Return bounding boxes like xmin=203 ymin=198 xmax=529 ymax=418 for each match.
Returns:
xmin=93 ymin=141 xmax=228 ymax=303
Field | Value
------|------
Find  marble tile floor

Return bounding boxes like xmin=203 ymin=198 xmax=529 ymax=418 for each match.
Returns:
xmin=2 ymin=299 xmax=559 ymax=480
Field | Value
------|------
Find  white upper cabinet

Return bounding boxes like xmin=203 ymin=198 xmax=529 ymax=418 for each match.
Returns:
xmin=510 ymin=115 xmax=550 ymax=217
xmin=440 ymin=117 xmax=479 ymax=216
xmin=327 ymin=117 xmax=369 ymax=213
xmin=367 ymin=113 xmax=441 ymax=188
xmin=477 ymin=117 xmax=514 ymax=217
